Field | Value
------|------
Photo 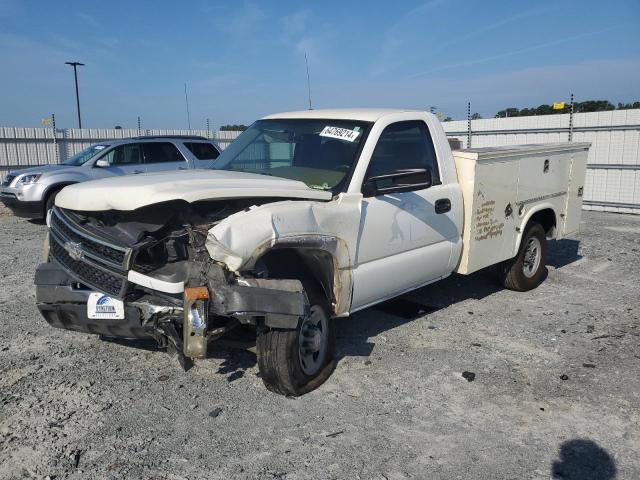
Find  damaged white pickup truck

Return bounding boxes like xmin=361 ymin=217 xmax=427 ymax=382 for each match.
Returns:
xmin=35 ymin=109 xmax=589 ymax=395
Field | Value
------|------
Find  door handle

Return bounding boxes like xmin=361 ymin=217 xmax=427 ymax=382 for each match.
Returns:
xmin=133 ymin=170 xmax=144 ymax=174
xmin=435 ymin=198 xmax=451 ymax=214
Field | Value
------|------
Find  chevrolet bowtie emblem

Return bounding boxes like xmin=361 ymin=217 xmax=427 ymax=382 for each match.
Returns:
xmin=64 ymin=241 xmax=84 ymax=261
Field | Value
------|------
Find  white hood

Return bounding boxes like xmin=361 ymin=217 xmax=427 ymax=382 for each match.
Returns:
xmin=55 ymin=169 xmax=332 ymax=212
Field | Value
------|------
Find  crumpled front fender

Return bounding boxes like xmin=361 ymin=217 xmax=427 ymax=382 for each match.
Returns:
xmin=205 ymin=193 xmax=362 ymax=316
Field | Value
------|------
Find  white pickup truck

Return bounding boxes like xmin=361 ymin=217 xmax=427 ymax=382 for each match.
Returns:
xmin=35 ymin=109 xmax=589 ymax=395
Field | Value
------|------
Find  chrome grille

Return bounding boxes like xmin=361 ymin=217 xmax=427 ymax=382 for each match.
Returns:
xmin=48 ymin=207 xmax=132 ymax=298
xmin=50 ymin=235 xmax=126 ymax=297
xmin=50 ymin=211 xmax=127 ymax=267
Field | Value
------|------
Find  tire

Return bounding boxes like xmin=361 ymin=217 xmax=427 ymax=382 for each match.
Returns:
xmin=44 ymin=189 xmax=59 ymax=217
xmin=256 ymin=283 xmax=336 ymax=396
xmin=498 ymin=222 xmax=548 ymax=292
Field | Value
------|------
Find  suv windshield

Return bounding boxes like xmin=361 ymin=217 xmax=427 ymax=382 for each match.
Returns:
xmin=61 ymin=144 xmax=109 ymax=166
xmin=213 ymin=119 xmax=370 ymax=190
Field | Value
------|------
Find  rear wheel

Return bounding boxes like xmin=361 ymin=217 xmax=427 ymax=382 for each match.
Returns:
xmin=498 ymin=222 xmax=547 ymax=291
xmin=256 ymin=285 xmax=336 ymax=396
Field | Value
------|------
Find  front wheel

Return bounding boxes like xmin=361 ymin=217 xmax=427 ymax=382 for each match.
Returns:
xmin=498 ymin=222 xmax=548 ymax=291
xmin=44 ymin=189 xmax=59 ymax=218
xmin=256 ymin=292 xmax=336 ymax=396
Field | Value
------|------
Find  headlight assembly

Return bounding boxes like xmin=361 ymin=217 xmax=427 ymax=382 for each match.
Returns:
xmin=16 ymin=173 xmax=42 ymax=185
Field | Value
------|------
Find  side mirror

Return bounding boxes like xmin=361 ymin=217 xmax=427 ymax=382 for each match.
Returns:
xmin=363 ymin=168 xmax=432 ymax=197
xmin=95 ymin=159 xmax=110 ymax=168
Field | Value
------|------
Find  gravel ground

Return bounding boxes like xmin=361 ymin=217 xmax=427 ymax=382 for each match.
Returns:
xmin=0 ymin=209 xmax=638 ymax=480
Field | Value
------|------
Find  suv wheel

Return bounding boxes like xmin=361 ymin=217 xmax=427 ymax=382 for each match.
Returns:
xmin=44 ymin=189 xmax=60 ymax=217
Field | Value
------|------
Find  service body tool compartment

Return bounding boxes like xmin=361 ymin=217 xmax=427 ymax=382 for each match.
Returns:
xmin=453 ymin=143 xmax=589 ymax=275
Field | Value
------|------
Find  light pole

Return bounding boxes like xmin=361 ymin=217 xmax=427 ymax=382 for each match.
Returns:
xmin=184 ymin=83 xmax=191 ymax=129
xmin=65 ymin=61 xmax=84 ymax=129
xmin=304 ymin=52 xmax=312 ymax=110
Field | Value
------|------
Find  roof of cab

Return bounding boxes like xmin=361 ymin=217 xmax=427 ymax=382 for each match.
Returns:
xmin=262 ymin=108 xmax=423 ymax=122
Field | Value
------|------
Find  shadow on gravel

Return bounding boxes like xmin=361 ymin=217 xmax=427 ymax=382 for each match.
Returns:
xmin=99 ymin=336 xmax=161 ymax=352
xmin=335 ymin=238 xmax=582 ymax=362
xmin=547 ymin=239 xmax=582 ymax=269
xmin=211 ymin=347 xmax=256 ymax=382
xmin=100 ymin=332 xmax=258 ymax=383
xmin=335 ymin=268 xmax=502 ymax=361
xmin=551 ymin=438 xmax=616 ymax=479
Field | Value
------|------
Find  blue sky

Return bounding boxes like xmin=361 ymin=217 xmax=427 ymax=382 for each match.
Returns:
xmin=0 ymin=0 xmax=638 ymax=129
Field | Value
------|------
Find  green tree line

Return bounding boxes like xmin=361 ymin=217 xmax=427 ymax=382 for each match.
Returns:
xmin=495 ymin=100 xmax=640 ymax=118
xmin=220 ymin=124 xmax=248 ymax=131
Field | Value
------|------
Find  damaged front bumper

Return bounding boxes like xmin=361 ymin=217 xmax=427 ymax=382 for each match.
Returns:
xmin=35 ymin=263 xmax=153 ymax=338
xmin=35 ymin=261 xmax=308 ymax=361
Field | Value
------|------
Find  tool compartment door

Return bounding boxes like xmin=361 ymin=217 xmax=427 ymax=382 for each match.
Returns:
xmin=516 ymin=151 xmax=572 ymax=213
xmin=454 ymin=154 xmax=519 ymax=274
xmin=562 ymin=149 xmax=588 ymax=236
xmin=467 ymin=159 xmax=519 ymax=271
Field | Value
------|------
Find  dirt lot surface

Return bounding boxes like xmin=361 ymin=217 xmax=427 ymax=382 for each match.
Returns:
xmin=0 ymin=211 xmax=638 ymax=479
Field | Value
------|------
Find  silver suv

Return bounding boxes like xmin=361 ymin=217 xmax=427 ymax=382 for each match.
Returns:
xmin=0 ymin=136 xmax=221 ymax=219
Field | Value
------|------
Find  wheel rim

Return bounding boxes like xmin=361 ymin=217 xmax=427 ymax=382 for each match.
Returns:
xmin=298 ymin=305 xmax=329 ymax=376
xmin=522 ymin=236 xmax=542 ymax=278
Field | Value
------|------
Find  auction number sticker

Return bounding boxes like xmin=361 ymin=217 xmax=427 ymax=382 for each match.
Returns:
xmin=319 ymin=126 xmax=361 ymax=142
xmin=87 ymin=292 xmax=125 ymax=319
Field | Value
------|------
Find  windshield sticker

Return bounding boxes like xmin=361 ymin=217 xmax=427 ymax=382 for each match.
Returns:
xmin=94 ymin=146 xmax=106 ymax=150
xmin=319 ymin=126 xmax=360 ymax=142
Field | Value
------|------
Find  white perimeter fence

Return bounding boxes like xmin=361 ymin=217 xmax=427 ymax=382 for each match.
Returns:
xmin=0 ymin=128 xmax=241 ymax=178
xmin=1 ymin=109 xmax=639 ymax=214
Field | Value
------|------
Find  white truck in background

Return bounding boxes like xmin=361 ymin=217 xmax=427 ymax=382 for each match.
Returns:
xmin=35 ymin=109 xmax=589 ymax=395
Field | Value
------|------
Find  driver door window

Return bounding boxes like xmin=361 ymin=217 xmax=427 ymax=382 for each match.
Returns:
xmin=101 ymin=144 xmax=143 ymax=167
xmin=366 ymin=120 xmax=440 ymax=187
xmin=93 ymin=144 xmax=145 ymax=178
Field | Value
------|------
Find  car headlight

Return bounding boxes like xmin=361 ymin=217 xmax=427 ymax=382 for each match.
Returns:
xmin=16 ymin=173 xmax=42 ymax=185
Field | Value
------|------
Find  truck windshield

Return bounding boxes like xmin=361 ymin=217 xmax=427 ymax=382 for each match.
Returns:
xmin=213 ymin=119 xmax=370 ymax=190
xmin=61 ymin=144 xmax=109 ymax=166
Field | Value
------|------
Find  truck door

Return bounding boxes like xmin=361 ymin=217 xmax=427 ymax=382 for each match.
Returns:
xmin=351 ymin=120 xmax=460 ymax=310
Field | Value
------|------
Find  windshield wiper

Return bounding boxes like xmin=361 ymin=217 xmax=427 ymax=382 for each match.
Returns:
xmin=216 ymin=167 xmax=273 ymax=177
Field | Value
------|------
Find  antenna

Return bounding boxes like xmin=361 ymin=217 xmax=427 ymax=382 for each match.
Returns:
xmin=184 ymin=83 xmax=191 ymax=129
xmin=304 ymin=52 xmax=313 ymax=110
